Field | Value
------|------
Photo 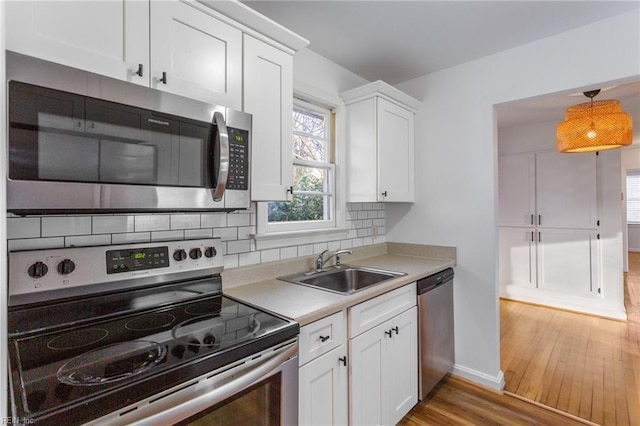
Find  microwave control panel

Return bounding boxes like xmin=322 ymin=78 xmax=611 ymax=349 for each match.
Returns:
xmin=226 ymin=128 xmax=249 ymax=190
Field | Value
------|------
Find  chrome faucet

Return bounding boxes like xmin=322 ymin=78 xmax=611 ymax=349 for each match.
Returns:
xmin=315 ymin=249 xmax=353 ymax=272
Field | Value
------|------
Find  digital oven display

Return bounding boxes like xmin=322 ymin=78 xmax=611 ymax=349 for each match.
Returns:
xmin=106 ymin=246 xmax=169 ymax=274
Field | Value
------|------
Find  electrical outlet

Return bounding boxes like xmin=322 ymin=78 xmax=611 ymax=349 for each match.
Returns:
xmin=372 ymin=225 xmax=378 ymax=238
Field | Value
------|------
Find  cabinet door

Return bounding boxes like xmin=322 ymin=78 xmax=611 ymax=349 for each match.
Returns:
xmin=536 ymin=151 xmax=597 ymax=229
xmin=350 ymin=320 xmax=385 ymax=426
xmin=499 ymin=227 xmax=536 ymax=288
xmin=537 ymin=229 xmax=598 ymax=296
xmin=299 ymin=346 xmax=348 ymax=426
xmin=150 ymin=1 xmax=242 ymax=109
xmin=377 ymin=98 xmax=415 ymax=202
xmin=243 ymin=34 xmax=294 ymax=201
xmin=6 ymin=0 xmax=148 ymax=86
xmin=346 ymin=98 xmax=378 ymax=202
xmin=383 ymin=306 xmax=418 ymax=426
xmin=498 ymin=153 xmax=535 ymax=227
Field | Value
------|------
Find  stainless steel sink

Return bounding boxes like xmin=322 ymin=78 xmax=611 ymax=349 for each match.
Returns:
xmin=278 ymin=265 xmax=406 ymax=294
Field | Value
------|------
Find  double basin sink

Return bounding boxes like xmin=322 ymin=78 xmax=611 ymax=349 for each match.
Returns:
xmin=278 ymin=265 xmax=406 ymax=295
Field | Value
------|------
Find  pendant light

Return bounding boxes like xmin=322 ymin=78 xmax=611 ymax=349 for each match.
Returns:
xmin=556 ymin=89 xmax=633 ymax=153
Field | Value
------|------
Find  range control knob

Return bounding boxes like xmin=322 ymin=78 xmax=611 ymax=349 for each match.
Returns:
xmin=27 ymin=261 xmax=48 ymax=278
xmin=57 ymin=259 xmax=76 ymax=275
xmin=173 ymin=249 xmax=187 ymax=262
xmin=189 ymin=248 xmax=202 ymax=260
xmin=204 ymin=246 xmax=217 ymax=258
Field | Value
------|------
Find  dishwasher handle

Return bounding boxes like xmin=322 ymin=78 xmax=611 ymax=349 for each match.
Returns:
xmin=417 ymin=268 xmax=454 ymax=294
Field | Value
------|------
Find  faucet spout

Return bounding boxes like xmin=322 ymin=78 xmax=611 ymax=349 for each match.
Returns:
xmin=315 ymin=249 xmax=353 ymax=272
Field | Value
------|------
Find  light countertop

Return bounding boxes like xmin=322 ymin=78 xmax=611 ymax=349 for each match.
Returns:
xmin=224 ymin=253 xmax=455 ymax=326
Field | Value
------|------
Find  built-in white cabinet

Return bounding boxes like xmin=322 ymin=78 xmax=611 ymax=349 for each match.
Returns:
xmin=7 ymin=0 xmax=243 ymax=109
xmin=298 ymin=311 xmax=348 ymax=426
xmin=499 ymin=152 xmax=597 ymax=229
xmin=6 ymin=0 xmax=149 ymax=86
xmin=499 ymin=150 xmax=600 ymax=299
xmin=150 ymin=1 xmax=242 ymax=109
xmin=341 ymin=81 xmax=420 ymax=203
xmin=243 ymin=34 xmax=294 ymax=202
xmin=349 ymin=283 xmax=418 ymax=425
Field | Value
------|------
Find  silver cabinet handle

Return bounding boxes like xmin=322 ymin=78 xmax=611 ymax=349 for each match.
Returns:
xmin=129 ymin=343 xmax=297 ymax=426
xmin=212 ymin=112 xmax=229 ymax=202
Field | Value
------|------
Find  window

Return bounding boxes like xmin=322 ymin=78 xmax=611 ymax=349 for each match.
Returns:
xmin=262 ymin=100 xmax=335 ymax=233
xmin=627 ymin=170 xmax=640 ymax=223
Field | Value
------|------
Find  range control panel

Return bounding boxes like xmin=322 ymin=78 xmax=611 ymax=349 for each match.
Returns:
xmin=9 ymin=238 xmax=224 ymax=306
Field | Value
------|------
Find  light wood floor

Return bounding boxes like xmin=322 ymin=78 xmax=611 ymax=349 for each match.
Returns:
xmin=399 ymin=375 xmax=587 ymax=425
xmin=500 ymin=253 xmax=640 ymax=425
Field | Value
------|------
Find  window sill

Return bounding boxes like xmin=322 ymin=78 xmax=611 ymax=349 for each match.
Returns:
xmin=253 ymin=227 xmax=350 ymax=250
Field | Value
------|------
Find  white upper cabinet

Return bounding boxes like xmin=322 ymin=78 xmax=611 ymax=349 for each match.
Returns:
xmin=499 ymin=153 xmax=536 ymax=227
xmin=150 ymin=1 xmax=242 ymax=109
xmin=535 ymin=151 xmax=597 ymax=229
xmin=6 ymin=0 xmax=149 ymax=86
xmin=341 ymin=81 xmax=420 ymax=203
xmin=243 ymin=34 xmax=293 ymax=201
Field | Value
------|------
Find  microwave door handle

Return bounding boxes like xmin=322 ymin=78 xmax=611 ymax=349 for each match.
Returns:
xmin=212 ymin=111 xmax=229 ymax=202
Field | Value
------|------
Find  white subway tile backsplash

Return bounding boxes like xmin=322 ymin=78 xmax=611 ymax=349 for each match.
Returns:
xmin=201 ymin=213 xmax=227 ymax=228
xmin=227 ymin=240 xmax=251 ymax=254
xmin=224 ymin=254 xmax=239 ymax=268
xmin=7 ymin=217 xmax=40 ymax=239
xmin=151 ymin=230 xmax=184 ymax=241
xmin=135 ymin=215 xmax=170 ymax=232
xmin=280 ymin=246 xmax=298 ymax=259
xmin=214 ymin=227 xmax=238 ymax=241
xmin=7 ymin=202 xmax=386 ymax=270
xmin=171 ymin=214 xmax=201 ymax=230
xmin=298 ymin=244 xmax=314 ymax=257
xmin=239 ymin=251 xmax=261 ymax=267
xmin=184 ymin=228 xmax=213 ymax=239
xmin=227 ymin=213 xmax=251 ymax=227
xmin=112 ymin=232 xmax=151 ymax=244
xmin=237 ymin=226 xmax=254 ymax=240
xmin=9 ymin=237 xmax=65 ymax=251
xmin=93 ymin=216 xmax=134 ymax=234
xmin=313 ymin=243 xmax=328 ymax=253
xmin=42 ymin=217 xmax=92 ymax=237
xmin=66 ymin=234 xmax=111 ymax=247
xmin=260 ymin=249 xmax=280 ymax=263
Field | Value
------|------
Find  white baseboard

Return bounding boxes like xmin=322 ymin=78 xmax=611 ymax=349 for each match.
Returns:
xmin=500 ymin=285 xmax=627 ymax=320
xmin=451 ymin=364 xmax=505 ymax=391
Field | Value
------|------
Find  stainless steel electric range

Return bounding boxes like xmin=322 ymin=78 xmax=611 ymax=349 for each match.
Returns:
xmin=7 ymin=238 xmax=299 ymax=425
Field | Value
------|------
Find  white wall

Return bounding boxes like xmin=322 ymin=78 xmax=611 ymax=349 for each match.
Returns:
xmin=498 ymin=120 xmax=626 ymax=319
xmin=389 ymin=9 xmax=640 ymax=389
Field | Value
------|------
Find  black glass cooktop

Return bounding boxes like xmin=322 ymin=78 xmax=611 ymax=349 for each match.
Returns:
xmin=7 ymin=278 xmax=298 ymax=425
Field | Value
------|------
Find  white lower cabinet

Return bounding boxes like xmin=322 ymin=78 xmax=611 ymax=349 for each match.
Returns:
xmin=299 ymin=345 xmax=348 ymax=426
xmin=298 ymin=311 xmax=348 ymax=426
xmin=349 ymin=284 xmax=418 ymax=426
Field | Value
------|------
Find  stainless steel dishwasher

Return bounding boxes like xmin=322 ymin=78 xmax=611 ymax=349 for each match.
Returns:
xmin=417 ymin=267 xmax=455 ymax=399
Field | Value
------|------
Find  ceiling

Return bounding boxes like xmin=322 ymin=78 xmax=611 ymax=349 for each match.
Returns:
xmin=242 ymin=1 xmax=640 ymax=128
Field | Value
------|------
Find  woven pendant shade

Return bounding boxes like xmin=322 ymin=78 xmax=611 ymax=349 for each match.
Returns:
xmin=557 ymin=95 xmax=633 ymax=153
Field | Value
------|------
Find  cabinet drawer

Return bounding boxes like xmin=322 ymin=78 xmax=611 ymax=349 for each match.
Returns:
xmin=349 ymin=282 xmax=416 ymax=337
xmin=299 ymin=311 xmax=347 ymax=366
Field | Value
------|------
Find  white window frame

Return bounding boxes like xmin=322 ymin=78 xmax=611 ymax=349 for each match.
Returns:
xmin=255 ymin=86 xmax=349 ymax=250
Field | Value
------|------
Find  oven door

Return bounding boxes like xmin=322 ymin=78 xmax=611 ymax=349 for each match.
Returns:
xmin=92 ymin=339 xmax=298 ymax=426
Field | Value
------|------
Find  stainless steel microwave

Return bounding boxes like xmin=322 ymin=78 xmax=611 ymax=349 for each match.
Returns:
xmin=6 ymin=52 xmax=251 ymax=214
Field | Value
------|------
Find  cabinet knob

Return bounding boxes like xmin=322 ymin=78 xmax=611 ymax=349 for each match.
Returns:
xmin=159 ymin=72 xmax=167 ymax=85
xmin=392 ymin=326 xmax=399 ymax=335
xmin=319 ymin=335 xmax=330 ymax=343
xmin=381 ymin=191 xmax=388 ymax=197
xmin=385 ymin=330 xmax=393 ymax=338
xmin=339 ymin=356 xmax=347 ymax=366
xmin=134 ymin=63 xmax=143 ymax=77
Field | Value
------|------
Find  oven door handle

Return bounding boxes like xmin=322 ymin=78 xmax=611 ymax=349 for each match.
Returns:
xmin=212 ymin=111 xmax=229 ymax=202
xmin=129 ymin=343 xmax=297 ymax=426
